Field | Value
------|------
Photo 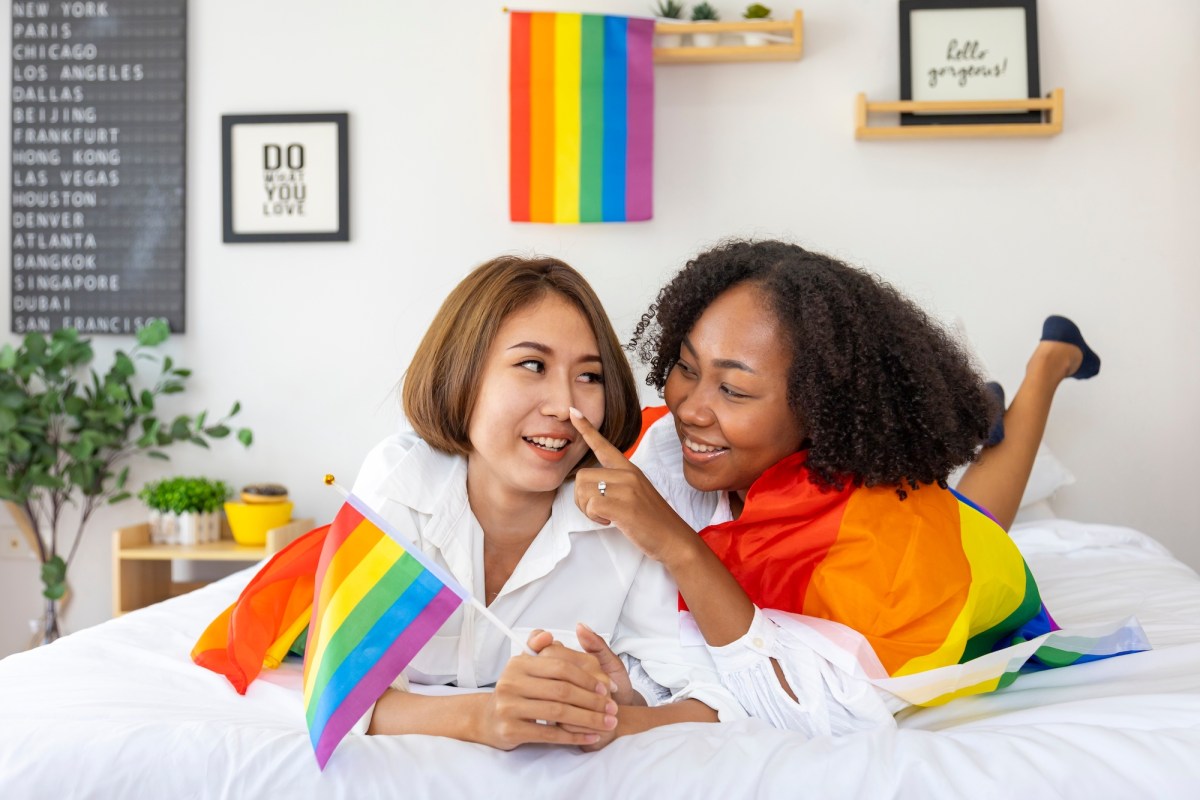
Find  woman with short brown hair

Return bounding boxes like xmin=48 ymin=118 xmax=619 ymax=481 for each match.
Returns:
xmin=357 ymin=255 xmax=742 ymax=749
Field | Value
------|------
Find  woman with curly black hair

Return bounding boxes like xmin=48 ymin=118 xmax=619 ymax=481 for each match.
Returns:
xmin=566 ymin=239 xmax=1131 ymax=736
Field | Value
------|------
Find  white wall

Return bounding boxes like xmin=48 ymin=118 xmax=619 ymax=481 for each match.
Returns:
xmin=1 ymin=0 xmax=1197 ymax=657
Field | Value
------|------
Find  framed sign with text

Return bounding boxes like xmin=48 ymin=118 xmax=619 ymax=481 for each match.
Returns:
xmin=221 ymin=113 xmax=349 ymax=243
xmin=899 ymin=0 xmax=1040 ymax=126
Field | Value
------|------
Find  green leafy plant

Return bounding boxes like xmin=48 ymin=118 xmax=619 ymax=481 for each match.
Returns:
xmin=0 ymin=320 xmax=252 ymax=606
xmin=653 ymin=0 xmax=686 ymax=18
xmin=139 ymin=476 xmax=230 ymax=515
xmin=743 ymin=3 xmax=771 ymax=19
xmin=691 ymin=1 xmax=719 ymax=21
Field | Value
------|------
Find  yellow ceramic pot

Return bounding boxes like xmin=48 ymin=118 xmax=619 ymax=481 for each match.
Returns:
xmin=224 ymin=500 xmax=294 ymax=546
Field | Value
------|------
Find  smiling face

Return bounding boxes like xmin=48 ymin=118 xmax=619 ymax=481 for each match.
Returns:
xmin=663 ymin=282 xmax=807 ymax=498
xmin=466 ymin=292 xmax=607 ymax=502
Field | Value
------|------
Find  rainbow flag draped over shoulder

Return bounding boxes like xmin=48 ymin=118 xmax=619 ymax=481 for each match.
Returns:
xmin=302 ymin=495 xmax=468 ymax=768
xmin=690 ymin=449 xmax=1150 ymax=706
xmin=510 ymin=11 xmax=654 ymax=223
xmin=625 ymin=407 xmax=1150 ymax=707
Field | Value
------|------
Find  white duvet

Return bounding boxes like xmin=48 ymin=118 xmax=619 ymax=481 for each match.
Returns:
xmin=2 ymin=518 xmax=1199 ymax=799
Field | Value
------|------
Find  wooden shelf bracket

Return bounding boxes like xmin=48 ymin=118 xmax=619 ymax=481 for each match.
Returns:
xmin=855 ymin=89 xmax=1064 ymax=140
xmin=654 ymin=10 xmax=803 ymax=63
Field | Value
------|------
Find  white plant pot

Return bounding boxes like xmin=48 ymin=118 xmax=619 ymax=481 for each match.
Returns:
xmin=178 ymin=512 xmax=198 ymax=546
xmin=743 ymin=28 xmax=772 ymax=46
xmin=149 ymin=509 xmax=174 ymax=544
xmin=691 ymin=22 xmax=720 ymax=48
xmin=149 ymin=510 xmax=221 ymax=546
xmin=656 ymin=17 xmax=683 ymax=49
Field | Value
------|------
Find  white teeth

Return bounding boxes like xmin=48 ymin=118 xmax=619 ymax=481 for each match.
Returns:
xmin=685 ymin=437 xmax=725 ymax=453
xmin=526 ymin=436 xmax=569 ymax=451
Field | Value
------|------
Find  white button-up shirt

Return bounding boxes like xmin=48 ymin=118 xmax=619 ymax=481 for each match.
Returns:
xmin=630 ymin=413 xmax=902 ymax=736
xmin=351 ymin=430 xmax=743 ymax=720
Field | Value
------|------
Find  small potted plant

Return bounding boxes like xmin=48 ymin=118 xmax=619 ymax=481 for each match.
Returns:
xmin=652 ymin=0 xmax=686 ymax=48
xmin=690 ymin=2 xmax=721 ymax=48
xmin=742 ymin=3 xmax=773 ymax=46
xmin=140 ymin=476 xmax=231 ymax=546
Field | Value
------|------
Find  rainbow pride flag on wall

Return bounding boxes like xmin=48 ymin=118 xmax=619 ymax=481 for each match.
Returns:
xmin=509 ymin=11 xmax=655 ymax=223
xmin=303 ymin=495 xmax=469 ymax=768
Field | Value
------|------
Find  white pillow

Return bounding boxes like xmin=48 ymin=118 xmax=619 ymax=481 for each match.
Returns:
xmin=940 ymin=315 xmax=1076 ymax=508
xmin=1021 ymin=441 xmax=1075 ymax=506
xmin=947 ymin=443 xmax=1074 ymax=509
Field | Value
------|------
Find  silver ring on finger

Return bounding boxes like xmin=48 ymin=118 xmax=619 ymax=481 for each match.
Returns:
xmin=598 ymin=480 xmax=607 ymax=497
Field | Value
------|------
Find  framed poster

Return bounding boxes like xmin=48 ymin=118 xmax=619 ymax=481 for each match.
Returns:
xmin=222 ymin=113 xmax=349 ymax=243
xmin=899 ymin=0 xmax=1040 ymax=126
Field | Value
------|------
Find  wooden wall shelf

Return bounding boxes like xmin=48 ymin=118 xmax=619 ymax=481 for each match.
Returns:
xmin=855 ymin=89 xmax=1064 ymax=140
xmin=112 ymin=518 xmax=313 ymax=616
xmin=654 ymin=11 xmax=803 ymax=63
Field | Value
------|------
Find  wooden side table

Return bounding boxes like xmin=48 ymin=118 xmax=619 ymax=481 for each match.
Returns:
xmin=111 ymin=518 xmax=314 ymax=616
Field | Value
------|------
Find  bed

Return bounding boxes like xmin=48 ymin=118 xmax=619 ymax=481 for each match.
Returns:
xmin=2 ymin=515 xmax=1199 ymax=798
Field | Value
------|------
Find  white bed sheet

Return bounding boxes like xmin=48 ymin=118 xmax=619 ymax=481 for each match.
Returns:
xmin=2 ymin=518 xmax=1199 ymax=799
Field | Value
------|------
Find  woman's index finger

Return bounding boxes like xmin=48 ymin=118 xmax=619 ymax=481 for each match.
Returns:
xmin=568 ymin=407 xmax=628 ymax=469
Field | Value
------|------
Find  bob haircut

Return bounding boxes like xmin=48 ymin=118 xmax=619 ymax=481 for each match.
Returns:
xmin=404 ymin=256 xmax=641 ymax=473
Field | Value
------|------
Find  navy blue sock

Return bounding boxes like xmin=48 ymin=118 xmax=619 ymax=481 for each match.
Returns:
xmin=1041 ymin=315 xmax=1101 ymax=379
xmin=984 ymin=381 xmax=1005 ymax=447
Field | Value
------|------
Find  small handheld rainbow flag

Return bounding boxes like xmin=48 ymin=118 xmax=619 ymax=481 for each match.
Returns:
xmin=509 ymin=11 xmax=654 ymax=223
xmin=302 ymin=492 xmax=470 ymax=769
xmin=194 ymin=480 xmax=531 ymax=769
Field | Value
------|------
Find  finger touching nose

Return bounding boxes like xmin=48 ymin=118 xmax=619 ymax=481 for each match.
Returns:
xmin=539 ymin=377 xmax=576 ymax=420
xmin=674 ymin=387 xmax=714 ymax=427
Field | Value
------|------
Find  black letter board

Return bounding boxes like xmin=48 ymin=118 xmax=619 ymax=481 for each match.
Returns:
xmin=11 ymin=0 xmax=187 ymax=334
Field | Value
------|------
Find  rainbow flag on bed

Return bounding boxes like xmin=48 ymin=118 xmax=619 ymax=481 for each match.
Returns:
xmin=193 ymin=524 xmax=330 ymax=694
xmin=303 ymin=494 xmax=469 ymax=768
xmin=509 ymin=11 xmax=654 ymax=223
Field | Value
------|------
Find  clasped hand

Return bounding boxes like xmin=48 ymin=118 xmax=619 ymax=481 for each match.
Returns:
xmin=481 ymin=628 xmax=622 ymax=751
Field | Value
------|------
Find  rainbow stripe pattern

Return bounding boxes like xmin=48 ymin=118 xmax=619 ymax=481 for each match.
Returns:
xmin=193 ymin=523 xmax=331 ymax=695
xmin=509 ymin=11 xmax=655 ymax=223
xmin=691 ymin=449 xmax=1150 ymax=704
xmin=302 ymin=495 xmax=468 ymax=768
xmin=626 ymin=407 xmax=1149 ymax=706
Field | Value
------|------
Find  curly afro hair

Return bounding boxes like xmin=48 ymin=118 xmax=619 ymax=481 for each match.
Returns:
xmin=630 ymin=239 xmax=995 ymax=493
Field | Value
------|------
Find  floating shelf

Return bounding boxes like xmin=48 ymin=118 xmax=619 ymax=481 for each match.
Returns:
xmin=855 ymin=89 xmax=1064 ymax=140
xmin=654 ymin=11 xmax=803 ymax=63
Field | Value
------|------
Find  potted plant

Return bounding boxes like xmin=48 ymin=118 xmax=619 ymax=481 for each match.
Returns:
xmin=139 ymin=476 xmax=231 ymax=546
xmin=652 ymin=0 xmax=686 ymax=48
xmin=0 ymin=321 xmax=252 ymax=644
xmin=742 ymin=3 xmax=773 ymax=46
xmin=690 ymin=2 xmax=721 ymax=48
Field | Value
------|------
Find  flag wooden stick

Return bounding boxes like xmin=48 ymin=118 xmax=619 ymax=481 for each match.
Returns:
xmin=323 ymin=475 xmax=536 ymax=656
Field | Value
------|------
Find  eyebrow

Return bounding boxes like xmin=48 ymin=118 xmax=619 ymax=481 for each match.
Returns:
xmin=507 ymin=341 xmax=602 ymax=363
xmin=681 ymin=336 xmax=756 ymax=374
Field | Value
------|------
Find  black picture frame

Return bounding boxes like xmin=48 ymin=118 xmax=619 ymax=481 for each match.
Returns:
xmin=222 ymin=113 xmax=350 ymax=243
xmin=899 ymin=0 xmax=1040 ymax=126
